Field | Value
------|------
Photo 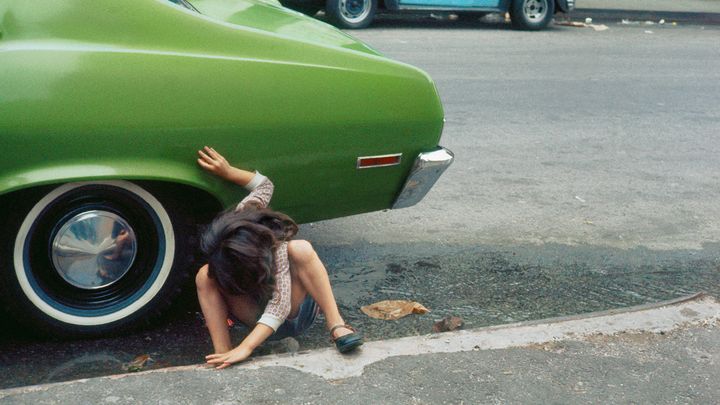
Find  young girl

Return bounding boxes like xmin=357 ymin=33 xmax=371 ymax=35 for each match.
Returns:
xmin=195 ymin=147 xmax=362 ymax=369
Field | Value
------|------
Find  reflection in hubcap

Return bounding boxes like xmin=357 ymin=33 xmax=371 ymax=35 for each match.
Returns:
xmin=52 ymin=211 xmax=137 ymax=290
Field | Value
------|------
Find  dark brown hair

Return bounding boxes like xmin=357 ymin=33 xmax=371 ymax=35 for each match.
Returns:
xmin=200 ymin=208 xmax=298 ymax=305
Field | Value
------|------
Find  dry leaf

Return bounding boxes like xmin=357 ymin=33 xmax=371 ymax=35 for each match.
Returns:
xmin=123 ymin=354 xmax=153 ymax=372
xmin=432 ymin=316 xmax=464 ymax=333
xmin=361 ymin=300 xmax=429 ymax=320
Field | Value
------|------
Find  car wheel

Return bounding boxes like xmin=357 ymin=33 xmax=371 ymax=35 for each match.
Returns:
xmin=0 ymin=181 xmax=192 ymax=336
xmin=325 ymin=0 xmax=377 ymax=29
xmin=510 ymin=0 xmax=554 ymax=30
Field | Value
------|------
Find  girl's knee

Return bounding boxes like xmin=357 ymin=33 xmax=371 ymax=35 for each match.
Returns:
xmin=288 ymin=239 xmax=316 ymax=264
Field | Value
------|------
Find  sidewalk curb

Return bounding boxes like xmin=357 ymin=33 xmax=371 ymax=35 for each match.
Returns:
xmin=241 ymin=292 xmax=719 ymax=380
xmin=568 ymin=8 xmax=720 ymax=25
xmin=2 ymin=293 xmax=718 ymax=399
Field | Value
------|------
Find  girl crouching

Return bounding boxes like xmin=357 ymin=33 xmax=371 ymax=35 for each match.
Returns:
xmin=195 ymin=147 xmax=362 ymax=369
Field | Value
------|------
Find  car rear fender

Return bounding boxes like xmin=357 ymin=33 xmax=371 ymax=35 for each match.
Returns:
xmin=0 ymin=159 xmax=238 ymax=210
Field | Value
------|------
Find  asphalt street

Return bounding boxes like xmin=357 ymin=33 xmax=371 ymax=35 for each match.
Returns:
xmin=310 ymin=19 xmax=720 ymax=250
xmin=1 ymin=18 xmax=720 ymax=395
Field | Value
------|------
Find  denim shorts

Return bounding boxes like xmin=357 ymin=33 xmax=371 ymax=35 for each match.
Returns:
xmin=270 ymin=295 xmax=319 ymax=340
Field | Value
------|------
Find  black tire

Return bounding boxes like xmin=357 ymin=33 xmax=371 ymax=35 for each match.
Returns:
xmin=0 ymin=181 xmax=193 ymax=337
xmin=280 ymin=0 xmax=322 ymax=16
xmin=510 ymin=0 xmax=554 ymax=30
xmin=325 ymin=0 xmax=377 ymax=29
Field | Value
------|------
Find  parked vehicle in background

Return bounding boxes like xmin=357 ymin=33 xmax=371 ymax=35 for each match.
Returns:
xmin=0 ymin=0 xmax=452 ymax=336
xmin=281 ymin=0 xmax=575 ymax=29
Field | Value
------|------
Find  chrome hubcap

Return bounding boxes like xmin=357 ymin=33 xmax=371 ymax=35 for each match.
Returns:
xmin=51 ymin=210 xmax=137 ymax=290
xmin=524 ymin=0 xmax=548 ymax=21
xmin=339 ymin=0 xmax=370 ymax=23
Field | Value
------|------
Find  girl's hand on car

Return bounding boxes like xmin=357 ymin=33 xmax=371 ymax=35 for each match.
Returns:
xmin=197 ymin=146 xmax=259 ymax=187
xmin=197 ymin=146 xmax=232 ymax=180
xmin=205 ymin=346 xmax=252 ymax=369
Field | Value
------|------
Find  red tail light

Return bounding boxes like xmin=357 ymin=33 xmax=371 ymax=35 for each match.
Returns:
xmin=357 ymin=153 xmax=402 ymax=169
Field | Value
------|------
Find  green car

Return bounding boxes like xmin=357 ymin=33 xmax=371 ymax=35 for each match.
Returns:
xmin=0 ymin=0 xmax=452 ymax=335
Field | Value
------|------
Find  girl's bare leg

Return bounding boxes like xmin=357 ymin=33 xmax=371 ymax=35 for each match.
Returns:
xmin=196 ymin=264 xmax=233 ymax=353
xmin=288 ymin=240 xmax=353 ymax=339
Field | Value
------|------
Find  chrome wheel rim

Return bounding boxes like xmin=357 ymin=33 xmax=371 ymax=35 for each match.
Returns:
xmin=523 ymin=0 xmax=548 ymax=21
xmin=52 ymin=210 xmax=137 ymax=290
xmin=339 ymin=0 xmax=371 ymax=23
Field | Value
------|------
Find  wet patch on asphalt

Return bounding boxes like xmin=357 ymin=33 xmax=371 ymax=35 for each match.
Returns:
xmin=1 ymin=242 xmax=719 ymax=389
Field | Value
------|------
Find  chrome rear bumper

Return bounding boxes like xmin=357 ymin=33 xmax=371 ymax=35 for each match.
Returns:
xmin=392 ymin=147 xmax=454 ymax=209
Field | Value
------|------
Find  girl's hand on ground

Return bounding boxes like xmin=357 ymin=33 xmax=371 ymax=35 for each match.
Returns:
xmin=205 ymin=346 xmax=252 ymax=369
xmin=197 ymin=146 xmax=232 ymax=180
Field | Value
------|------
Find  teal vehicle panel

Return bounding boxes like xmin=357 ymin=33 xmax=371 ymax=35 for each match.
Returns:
xmin=399 ymin=0 xmax=499 ymax=7
xmin=282 ymin=0 xmax=571 ymax=29
xmin=0 ymin=0 xmax=444 ymax=223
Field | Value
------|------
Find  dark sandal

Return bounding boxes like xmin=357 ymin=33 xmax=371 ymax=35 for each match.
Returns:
xmin=330 ymin=324 xmax=363 ymax=353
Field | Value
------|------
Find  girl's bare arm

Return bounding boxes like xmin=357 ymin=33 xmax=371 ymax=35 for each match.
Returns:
xmin=197 ymin=146 xmax=255 ymax=186
xmin=197 ymin=146 xmax=274 ymax=210
xmin=205 ymin=324 xmax=274 ymax=369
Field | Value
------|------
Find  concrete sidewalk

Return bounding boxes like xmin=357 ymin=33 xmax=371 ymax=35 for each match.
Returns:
xmin=572 ymin=0 xmax=720 ymax=24
xmin=2 ymin=294 xmax=718 ymax=404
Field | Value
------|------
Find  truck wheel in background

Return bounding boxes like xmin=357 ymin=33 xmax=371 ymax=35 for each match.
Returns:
xmin=510 ymin=0 xmax=554 ymax=30
xmin=326 ymin=0 xmax=377 ymax=29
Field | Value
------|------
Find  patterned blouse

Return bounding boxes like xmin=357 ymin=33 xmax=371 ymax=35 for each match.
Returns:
xmin=235 ymin=173 xmax=292 ymax=332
